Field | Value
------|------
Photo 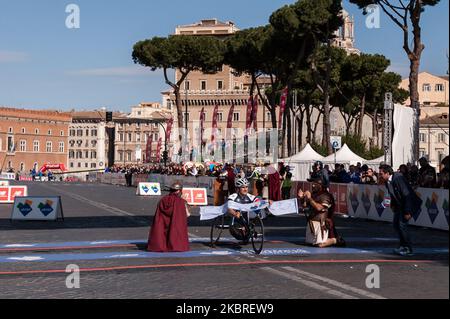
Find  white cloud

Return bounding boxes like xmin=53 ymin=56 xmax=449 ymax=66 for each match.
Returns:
xmin=0 ymin=50 xmax=29 ymax=63
xmin=67 ymin=66 xmax=162 ymax=77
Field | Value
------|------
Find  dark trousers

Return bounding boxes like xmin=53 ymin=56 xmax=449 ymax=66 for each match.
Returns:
xmin=393 ymin=212 xmax=412 ymax=250
xmin=282 ymin=187 xmax=291 ymax=200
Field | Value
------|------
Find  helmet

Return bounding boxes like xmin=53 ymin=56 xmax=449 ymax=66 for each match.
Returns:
xmin=170 ymin=182 xmax=183 ymax=191
xmin=235 ymin=177 xmax=250 ymax=188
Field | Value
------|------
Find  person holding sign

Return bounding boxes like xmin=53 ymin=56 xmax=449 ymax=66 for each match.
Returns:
xmin=297 ymin=175 xmax=345 ymax=248
xmin=147 ymin=182 xmax=190 ymax=252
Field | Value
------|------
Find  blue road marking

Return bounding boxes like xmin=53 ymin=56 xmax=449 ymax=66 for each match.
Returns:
xmin=0 ymin=237 xmax=401 ymax=250
xmin=0 ymin=247 xmax=447 ymax=264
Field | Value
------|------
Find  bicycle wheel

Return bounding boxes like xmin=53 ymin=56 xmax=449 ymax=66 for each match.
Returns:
xmin=210 ymin=215 xmax=226 ymax=247
xmin=250 ymin=216 xmax=264 ymax=254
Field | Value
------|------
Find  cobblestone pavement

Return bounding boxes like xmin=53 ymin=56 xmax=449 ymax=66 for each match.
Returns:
xmin=0 ymin=181 xmax=448 ymax=299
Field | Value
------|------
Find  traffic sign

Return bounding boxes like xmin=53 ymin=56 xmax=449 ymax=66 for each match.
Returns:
xmin=330 ymin=136 xmax=342 ymax=150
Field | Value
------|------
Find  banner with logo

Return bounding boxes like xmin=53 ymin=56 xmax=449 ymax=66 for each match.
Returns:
xmin=11 ymin=196 xmax=64 ymax=221
xmin=347 ymin=184 xmax=448 ymax=231
xmin=0 ymin=186 xmax=28 ymax=204
xmin=136 ymin=183 xmax=161 ymax=196
xmin=182 ymin=188 xmax=208 ymax=206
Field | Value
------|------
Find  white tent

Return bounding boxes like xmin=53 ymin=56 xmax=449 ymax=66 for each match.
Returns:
xmin=322 ymin=144 xmax=367 ymax=167
xmin=281 ymin=144 xmax=324 ymax=181
xmin=365 ymin=155 xmax=386 ymax=169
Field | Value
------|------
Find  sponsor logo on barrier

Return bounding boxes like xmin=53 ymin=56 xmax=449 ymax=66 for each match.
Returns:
xmin=412 ymin=192 xmax=422 ymax=222
xmin=361 ymin=188 xmax=371 ymax=216
xmin=373 ymin=189 xmax=386 ymax=217
xmin=443 ymin=200 xmax=449 ymax=225
xmin=137 ymin=183 xmax=161 ymax=196
xmin=38 ymin=200 xmax=54 ymax=216
xmin=426 ymin=193 xmax=440 ymax=224
xmin=0 ymin=188 xmax=8 ymax=202
xmin=182 ymin=188 xmax=208 ymax=206
xmin=17 ymin=201 xmax=33 ymax=216
xmin=141 ymin=185 xmax=149 ymax=194
xmin=349 ymin=188 xmax=359 ymax=214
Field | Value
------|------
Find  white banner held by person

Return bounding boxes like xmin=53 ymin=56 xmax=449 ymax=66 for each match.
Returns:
xmin=268 ymin=199 xmax=299 ymax=216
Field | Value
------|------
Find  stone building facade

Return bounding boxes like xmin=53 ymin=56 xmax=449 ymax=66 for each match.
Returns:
xmin=0 ymin=107 xmax=71 ymax=173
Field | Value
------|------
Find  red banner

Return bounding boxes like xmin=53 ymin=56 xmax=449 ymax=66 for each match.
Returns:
xmin=145 ymin=134 xmax=153 ymax=163
xmin=166 ymin=118 xmax=173 ymax=143
xmin=156 ymin=138 xmax=162 ymax=163
xmin=200 ymin=107 xmax=205 ymax=145
xmin=211 ymin=104 xmax=219 ymax=144
xmin=226 ymin=104 xmax=234 ymax=141
xmin=278 ymin=87 xmax=288 ymax=128
xmin=245 ymin=97 xmax=253 ymax=135
xmin=39 ymin=164 xmax=66 ymax=172
xmin=252 ymin=96 xmax=258 ymax=131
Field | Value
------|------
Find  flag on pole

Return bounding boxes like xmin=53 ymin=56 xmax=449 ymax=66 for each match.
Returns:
xmin=145 ymin=134 xmax=153 ymax=163
xmin=166 ymin=118 xmax=173 ymax=143
xmin=245 ymin=97 xmax=253 ymax=135
xmin=226 ymin=103 xmax=235 ymax=141
xmin=156 ymin=138 xmax=162 ymax=163
xmin=211 ymin=104 xmax=219 ymax=144
xmin=278 ymin=87 xmax=289 ymax=128
xmin=200 ymin=107 xmax=205 ymax=146
xmin=252 ymin=96 xmax=258 ymax=131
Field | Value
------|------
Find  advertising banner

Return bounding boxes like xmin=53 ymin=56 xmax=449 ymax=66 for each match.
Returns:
xmin=11 ymin=196 xmax=64 ymax=221
xmin=182 ymin=188 xmax=208 ymax=206
xmin=137 ymin=183 xmax=162 ymax=196
xmin=0 ymin=181 xmax=9 ymax=186
xmin=0 ymin=186 xmax=28 ymax=204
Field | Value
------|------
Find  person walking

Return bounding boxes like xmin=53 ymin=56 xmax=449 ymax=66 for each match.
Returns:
xmin=379 ymin=164 xmax=423 ymax=256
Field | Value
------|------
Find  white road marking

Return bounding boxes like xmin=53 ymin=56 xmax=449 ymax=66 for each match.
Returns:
xmin=7 ymin=256 xmax=44 ymax=262
xmin=282 ymin=266 xmax=386 ymax=299
xmin=261 ymin=267 xmax=359 ymax=299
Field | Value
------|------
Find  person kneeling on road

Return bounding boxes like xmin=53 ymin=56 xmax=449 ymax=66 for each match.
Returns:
xmin=297 ymin=176 xmax=345 ymax=248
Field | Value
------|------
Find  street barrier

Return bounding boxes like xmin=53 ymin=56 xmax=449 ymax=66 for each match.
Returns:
xmin=11 ymin=196 xmax=64 ymax=221
xmin=0 ymin=173 xmax=15 ymax=180
xmin=18 ymin=176 xmax=33 ymax=181
xmin=136 ymin=182 xmax=162 ymax=196
xmin=347 ymin=184 xmax=448 ymax=231
xmin=182 ymin=188 xmax=208 ymax=206
xmin=0 ymin=186 xmax=28 ymax=204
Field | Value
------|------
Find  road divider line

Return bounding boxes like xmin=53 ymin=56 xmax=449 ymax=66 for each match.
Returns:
xmin=261 ymin=267 xmax=359 ymax=299
xmin=282 ymin=266 xmax=386 ymax=299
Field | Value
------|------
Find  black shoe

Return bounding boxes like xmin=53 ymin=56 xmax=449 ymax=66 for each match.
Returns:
xmin=336 ymin=237 xmax=346 ymax=247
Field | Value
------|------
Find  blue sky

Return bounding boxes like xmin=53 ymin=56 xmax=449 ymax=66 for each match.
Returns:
xmin=0 ymin=0 xmax=448 ymax=112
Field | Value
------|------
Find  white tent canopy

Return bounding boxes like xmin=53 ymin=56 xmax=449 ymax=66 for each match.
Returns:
xmin=322 ymin=144 xmax=367 ymax=166
xmin=281 ymin=144 xmax=324 ymax=181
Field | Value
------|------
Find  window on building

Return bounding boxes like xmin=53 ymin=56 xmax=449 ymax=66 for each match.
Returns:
xmin=217 ymin=80 xmax=223 ymax=90
xmin=127 ymin=152 xmax=132 ymax=161
xmin=185 ymin=81 xmax=190 ymax=90
xmin=20 ymin=140 xmax=26 ymax=152
xmin=91 ymin=163 xmax=97 ymax=168
xmin=419 ymin=149 xmax=426 ymax=158
xmin=77 ymin=129 xmax=83 ymax=136
xmin=233 ymin=112 xmax=240 ymax=121
xmin=35 ymin=129 xmax=39 ymax=135
xmin=91 ymin=129 xmax=97 ymax=136
xmin=21 ymin=128 xmax=26 ymax=134
xmin=436 ymin=84 xmax=445 ymax=92
xmin=438 ymin=133 xmax=447 ymax=143
xmin=201 ymin=80 xmax=207 ymax=91
xmin=76 ymin=151 xmax=82 ymax=159
xmin=85 ymin=150 xmax=89 ymax=158
xmin=128 ymin=133 xmax=132 ymax=142
xmin=78 ymin=163 xmax=81 ymax=168
xmin=48 ymin=130 xmax=52 ymax=136
xmin=217 ymin=113 xmax=223 ymax=122
xmin=33 ymin=141 xmax=39 ymax=152
xmin=60 ymin=131 xmax=64 ymax=136
xmin=91 ymin=151 xmax=97 ymax=159
xmin=437 ymin=149 xmax=445 ymax=163
xmin=7 ymin=136 xmax=14 ymax=152
xmin=8 ymin=127 xmax=13 ymax=133
xmin=136 ymin=133 xmax=141 ymax=142
xmin=46 ymin=142 xmax=52 ymax=153
xmin=422 ymin=83 xmax=431 ymax=92
xmin=70 ymin=162 xmax=74 ymax=168
xmin=86 ymin=129 xmax=89 ymax=136
xmin=59 ymin=142 xmax=64 ymax=153
xmin=119 ymin=133 xmax=124 ymax=142
xmin=419 ymin=133 xmax=427 ymax=143
xmin=70 ymin=129 xmax=75 ymax=136
xmin=85 ymin=163 xmax=89 ymax=168
xmin=69 ymin=150 xmax=75 ymax=159
xmin=184 ymin=113 xmax=190 ymax=122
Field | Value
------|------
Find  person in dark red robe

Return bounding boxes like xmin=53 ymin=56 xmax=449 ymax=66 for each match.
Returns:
xmin=226 ymin=164 xmax=236 ymax=196
xmin=267 ymin=164 xmax=282 ymax=201
xmin=147 ymin=183 xmax=190 ymax=252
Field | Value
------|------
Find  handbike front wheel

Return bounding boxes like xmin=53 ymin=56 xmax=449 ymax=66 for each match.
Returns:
xmin=250 ymin=216 xmax=264 ymax=255
xmin=210 ymin=215 xmax=226 ymax=247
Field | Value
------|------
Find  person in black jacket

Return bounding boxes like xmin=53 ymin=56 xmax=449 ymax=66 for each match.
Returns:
xmin=379 ymin=164 xmax=423 ymax=256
